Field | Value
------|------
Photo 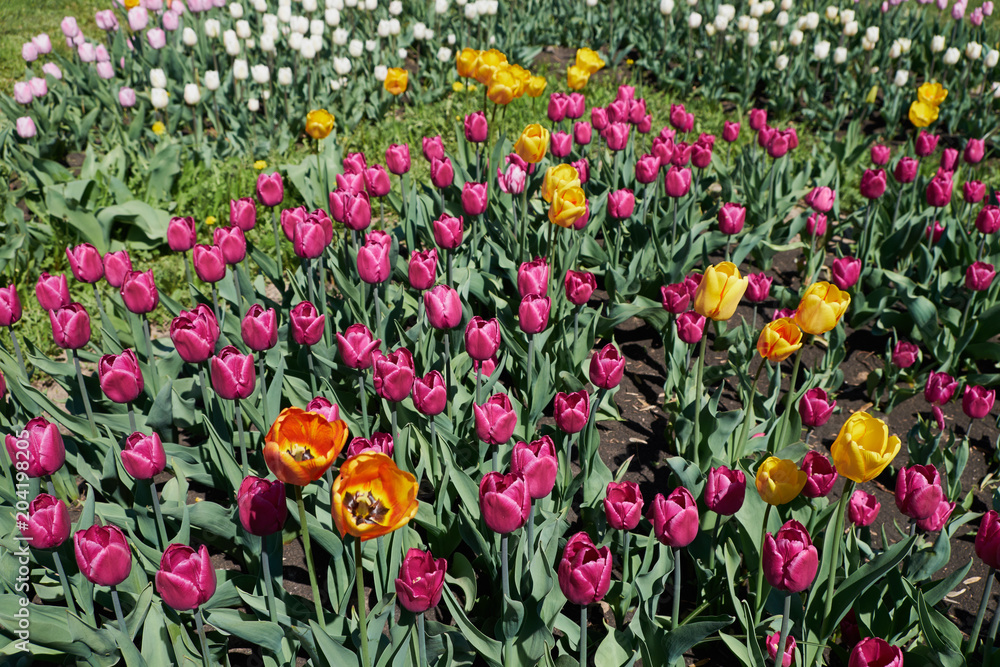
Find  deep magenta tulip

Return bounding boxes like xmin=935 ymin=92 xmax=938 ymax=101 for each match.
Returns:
xmin=465 ymin=316 xmax=500 ymax=361
xmin=99 ymin=349 xmax=143 ymax=403
xmin=848 ymin=489 xmax=881 ymax=527
xmin=554 ymin=390 xmax=590 ymax=434
xmin=241 ymin=304 xmax=277 ymax=352
xmin=343 ymin=152 xmax=367 ymax=175
xmin=746 ymin=273 xmax=772 ymax=303
xmin=565 ymin=270 xmax=596 ymax=306
xmin=574 ymin=121 xmax=592 ymax=146
xmin=926 ymin=172 xmax=953 ymax=207
xmin=433 ymin=214 xmax=464 ymax=249
xmin=963 ymin=385 xmax=996 ymax=419
xmin=976 ymin=510 xmax=1000 ymax=569
xmin=967 ymin=261 xmax=996 ymax=291
xmin=676 ymin=311 xmax=706 ymax=344
xmin=305 ymin=396 xmax=340 ymax=423
xmin=422 ymin=135 xmax=445 ymax=162
xmin=120 ymin=269 xmax=159 ymax=314
xmin=592 ymin=107 xmax=609 ymax=130
xmin=430 ymin=157 xmax=454 ymax=189
xmin=424 ymin=285 xmax=462 ymax=330
xmin=799 ymin=388 xmax=836 ymax=428
xmin=66 ymin=243 xmax=103 ymax=283
xmin=409 ymin=248 xmax=438 ymax=290
xmin=238 ymin=476 xmax=287 ymax=536
xmin=895 ymin=464 xmax=944 ymax=520
xmin=363 ymin=165 xmax=392 ymax=198
xmin=280 ymin=207 xmax=307 ymax=241
xmin=941 ymin=147 xmax=958 ymax=172
xmin=892 ymin=341 xmax=919 ymax=368
xmin=831 ymin=257 xmax=862 ymax=290
xmin=964 ymin=181 xmax=986 ymax=204
xmin=762 ymin=520 xmax=818 ymax=593
xmin=664 ymin=166 xmax=692 ymax=198
xmin=558 ymin=532 xmax=612 ymax=605
xmin=722 ymin=121 xmax=740 ymax=142
xmin=917 ymin=498 xmax=955 ymax=532
xmin=976 ymin=206 xmax=1000 ymax=234
xmin=608 ymin=189 xmax=635 ymax=220
xmin=806 ymin=212 xmax=828 ymax=237
xmin=511 ymin=436 xmax=558 ymax=499
xmin=519 ymin=294 xmax=551 ymax=334
xmin=548 ymin=93 xmax=568 ymax=122
xmin=462 ymin=182 xmax=488 ymax=216
xmin=230 ymin=197 xmax=257 ymax=231
xmin=50 ymin=303 xmax=91 ymax=349
xmin=413 ymin=371 xmax=447 ymax=416
xmin=800 ymin=450 xmax=837 ymax=498
xmin=717 ymin=202 xmax=746 ymax=235
xmin=5 ymin=417 xmax=65 ymax=478
xmin=474 ymin=393 xmax=517 ymax=445
xmin=214 ymin=225 xmax=246 ymax=265
xmin=660 ymin=283 xmax=690 ymax=314
xmin=965 ymin=138 xmax=986 ymax=164
xmin=120 ymin=431 xmax=166 ymax=480
xmin=396 ymin=549 xmax=447 ymax=613
xmin=330 ymin=190 xmax=372 ymax=233
xmin=635 ymin=154 xmax=660 ymax=184
xmin=255 ymin=172 xmax=284 ymax=207
xmin=893 ymin=156 xmax=918 ymax=183
xmin=766 ymin=633 xmax=796 ymax=667
xmin=358 ymin=230 xmax=392 ymax=284
xmin=103 ymin=251 xmax=133 ymax=289
xmin=479 ymin=472 xmax=530 ymax=534
xmin=859 ymin=169 xmax=887 ymax=199
xmin=604 ymin=122 xmax=630 ymax=151
xmin=337 ymin=171 xmax=366 ymax=196
xmin=649 ymin=487 xmax=698 ymax=548
xmin=156 ymin=544 xmax=217 ymax=611
xmin=566 ymin=92 xmax=585 ymax=119
xmin=170 ymin=304 xmax=219 ymax=363
xmin=848 ymin=638 xmax=903 ymax=667
xmin=386 ymin=143 xmax=411 ymax=175
xmin=704 ymin=466 xmax=746 ymax=516
xmin=926 ymin=220 xmax=945 ymax=244
xmin=0 ymin=286 xmax=22 ymax=327
xmin=336 ymin=324 xmax=381 ymax=370
xmin=805 ymin=186 xmax=835 ymax=213
xmin=604 ymin=481 xmax=644 ymax=530
xmin=373 ymin=347 xmax=415 ymax=402
xmin=464 ymin=111 xmax=488 ymax=143
xmin=748 ymin=108 xmax=767 ymax=131
xmin=293 ymin=217 xmax=329 ymax=259
xmin=924 ymin=371 xmax=957 ymax=405
xmin=75 ymin=524 xmax=132 ymax=587
xmin=518 ymin=257 xmax=549 ymax=298
xmin=192 ymin=244 xmax=226 ymax=283
xmin=551 ymin=131 xmax=572 ymax=158
xmin=210 ymin=346 xmax=255 ymax=400
xmin=346 ymin=432 xmax=394 ymax=458
xmin=871 ymin=144 xmax=891 ymax=165
xmin=36 ymin=273 xmax=69 ymax=311
xmin=590 ymin=344 xmax=625 ymax=390
xmin=18 ymin=493 xmax=70 ymax=549
xmin=290 ymin=301 xmax=324 ymax=346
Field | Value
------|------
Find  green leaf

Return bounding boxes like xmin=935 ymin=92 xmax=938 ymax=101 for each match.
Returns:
xmin=443 ymin=587 xmax=503 ymax=667
xmin=664 ymin=616 xmax=733 ymax=663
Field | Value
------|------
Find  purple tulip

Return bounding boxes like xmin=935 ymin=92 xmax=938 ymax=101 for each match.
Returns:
xmin=156 ymin=544 xmax=217 ymax=611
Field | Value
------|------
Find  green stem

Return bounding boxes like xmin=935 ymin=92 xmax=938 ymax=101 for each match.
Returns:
xmin=734 ymin=361 xmax=767 ymax=463
xmin=296 ymin=485 xmax=326 ymax=628
xmin=417 ymin=613 xmax=428 ymax=667
xmin=622 ymin=530 xmax=630 ymax=581
xmin=195 ymin=608 xmax=210 ymax=667
xmin=271 ymin=207 xmax=283 ymax=278
xmin=9 ymin=327 xmax=27 ymax=381
xmin=262 ymin=535 xmax=278 ymax=623
xmin=754 ymin=504 xmax=773 ymax=620
xmin=358 ymin=373 xmax=370 ymax=437
xmin=355 ymin=538 xmax=371 ymax=667
xmin=774 ymin=346 xmax=804 ymax=454
xmin=259 ymin=355 xmax=268 ymax=429
xmin=775 ymin=593 xmax=792 ymax=666
xmin=150 ymin=480 xmax=167 ymax=549
xmin=73 ymin=351 xmax=97 ymax=437
xmin=672 ymin=547 xmax=682 ymax=629
xmin=580 ymin=605 xmax=588 ymax=667
xmin=985 ymin=584 xmax=1000 ymax=666
xmin=692 ymin=332 xmax=707 ymax=468
xmin=52 ymin=551 xmax=77 ymax=616
xmin=820 ymin=480 xmax=855 ymax=640
xmin=969 ymin=569 xmax=996 ymax=657
xmin=235 ymin=399 xmax=247 ymax=479
xmin=111 ymin=587 xmax=128 ymax=636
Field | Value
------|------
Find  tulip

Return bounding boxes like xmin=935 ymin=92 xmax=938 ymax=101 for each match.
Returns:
xmin=121 ymin=431 xmax=166 ymax=480
xmin=649 ymin=487 xmax=698 ymax=548
xmin=18 ymin=493 xmax=70 ymax=549
xmin=396 ymin=549 xmax=447 ymax=613
xmin=120 ymin=270 xmax=159 ymax=314
xmin=871 ymin=144 xmax=891 ymax=165
xmin=670 ymin=141 xmax=692 ymax=167
xmin=514 ymin=124 xmax=550 ymax=163
xmin=99 ymin=349 xmax=143 ymax=403
xmin=462 ymin=182 xmax=488 ymax=216
xmin=517 ymin=258 xmax=549 ymax=297
xmin=799 ymin=387 xmax=836 ymax=428
xmin=965 ymin=138 xmax=986 ymax=164
xmin=519 ymin=294 xmax=551 ymax=334
xmin=800 ymin=450 xmax=837 ymax=498
xmin=704 ymin=466 xmax=746 ymax=515
xmin=566 ymin=92 xmax=586 ymax=118
xmin=289 ymin=301 xmax=324 ymax=346
xmin=241 ymin=304 xmax=277 ymax=352
xmin=346 ymin=433 xmax=394 ymax=458
xmin=893 ymin=157 xmax=918 ymax=184
xmin=554 ymin=390 xmax=590 ymax=434
xmin=5 ymin=417 xmax=65 ymax=478
xmin=565 ymin=270 xmax=596 ymax=306
xmin=830 ymin=412 xmax=901 ymax=482
xmin=334 ymin=324 xmax=380 ymax=370
xmin=229 ymin=197 xmax=257 ymax=232
xmin=430 ymin=157 xmax=454 ymax=189
xmin=385 ymin=143 xmax=411 ymax=175
xmin=717 ymin=203 xmax=746 ymax=235
xmin=892 ymin=340 xmax=919 ymax=368
xmin=407 ymin=248 xmax=438 ymax=291
xmin=574 ymin=121 xmax=592 ymax=146
xmin=964 ymin=385 xmax=996 ymax=419
xmin=237 ymin=477 xmax=287 ymax=538
xmin=745 ymin=273 xmax=772 ymax=303
xmin=926 ymin=172 xmax=953 ymax=208
xmin=280 ymin=207 xmax=307 ymax=241
xmin=548 ymin=93 xmax=568 ymax=122
xmin=831 ymin=257 xmax=862 ymax=290
xmin=413 ymin=371 xmax=447 ymax=416
xmin=35 ymin=273 xmax=69 ymax=311
xmin=917 ymin=498 xmax=955 ymax=532
xmin=757 ymin=318 xmax=803 ymax=362
xmin=498 ymin=154 xmax=528 ymax=194
xmin=925 ymin=371 xmax=958 ymax=405
xmin=305 ymin=397 xmax=340 ymax=424
xmin=424 ymin=285 xmax=462 ymax=330
xmin=676 ymin=311 xmax=707 ymax=344
xmin=422 ymin=135 xmax=445 ymax=162
xmin=511 ymin=436 xmax=558 ymax=499
xmin=976 ymin=510 xmax=1000 ymax=569
xmin=806 ymin=212 xmax=828 ymax=238
xmin=193 ymin=244 xmax=226 ymax=283
xmin=895 ymin=464 xmax=944 ymax=520
xmin=465 ymin=317 xmax=501 ymax=361
xmin=264 ymin=407 xmax=348 ymax=485
xmin=474 ymin=393 xmax=517 ymax=445
xmin=337 ymin=171 xmax=366 ymax=195
xmin=433 ymin=214 xmax=464 ymax=249
xmin=585 ymin=344 xmax=624 ymax=391
xmin=330 ymin=191 xmax=371 ymax=233
xmin=551 ymin=131 xmax=572 ymax=158
xmin=479 ymin=471 xmax=530 ymax=533
xmin=915 ymin=131 xmax=940 ymax=157
xmin=170 ymin=305 xmax=219 ymax=364
xmin=373 ymin=347 xmax=415 ymax=402
xmin=66 ymin=243 xmax=103 ymax=283
xmin=794 ymin=282 xmax=850 ymax=335
xmin=211 ymin=346 xmax=255 ymax=400
xmin=358 ymin=230 xmax=392 ymax=284
xmin=166 ymin=216 xmax=197 ymax=253
xmin=848 ymin=490 xmax=880 ymax=526
xmin=214 ymin=226 xmax=247 ymax=264
xmin=305 ymin=109 xmax=335 ymax=139
xmin=256 ymin=172 xmax=284 ymax=207
xmin=941 ymin=148 xmax=959 ymax=172
xmin=967 ymin=262 xmax=996 ymax=291
xmin=748 ymin=108 xmax=767 ymax=131
xmin=74 ymin=524 xmax=132 ymax=587
xmin=965 ymin=181 xmax=987 ymax=204
xmin=156 ymin=544 xmax=217 ymax=611
xmin=762 ymin=519 xmax=818 ymax=592
xmin=859 ymin=169 xmax=887 ymax=199
xmin=608 ymin=189 xmax=635 ymax=220
xmin=926 ymin=220 xmax=945 ymax=244
xmin=363 ymin=166 xmax=392 ymax=198
xmin=694 ymin=262 xmax=748 ymax=321
xmin=49 ymin=303 xmax=91 ymax=350
xmin=0 ymin=286 xmax=21 ymax=328
xmin=848 ymin=638 xmax=903 ymax=667
xmin=658 ymin=284 xmax=689 ymax=315
xmin=464 ymin=111 xmax=488 ymax=143
xmin=558 ymin=532 xmax=613 ymax=605
xmin=756 ymin=457 xmax=808 ymax=505
xmin=343 ymin=152 xmax=367 ymax=175
xmin=604 ymin=481 xmax=644 ymax=530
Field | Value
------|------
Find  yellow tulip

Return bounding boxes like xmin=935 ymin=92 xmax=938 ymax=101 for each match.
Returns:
xmin=331 ymin=452 xmax=419 ymax=541
xmin=757 ymin=318 xmax=804 ymax=363
xmin=487 ymin=66 xmax=517 ymax=105
xmin=864 ymin=85 xmax=879 ymax=105
xmin=526 ymin=75 xmax=547 ymax=98
xmin=793 ymin=281 xmax=850 ymax=335
xmin=456 ymin=48 xmax=481 ymax=78
xmin=917 ymin=81 xmax=948 ymax=107
xmin=693 ymin=262 xmax=749 ymax=321
xmin=474 ymin=49 xmax=508 ymax=85
xmin=305 ymin=109 xmax=335 ymax=140
xmin=575 ymin=47 xmax=606 ymax=75
xmin=908 ymin=100 xmax=939 ymax=128
xmin=567 ymin=65 xmax=590 ymax=91
xmin=755 ymin=457 xmax=808 ymax=506
xmin=829 ymin=412 xmax=901 ymax=483
xmin=508 ymin=64 xmax=531 ymax=98
xmin=514 ymin=123 xmax=550 ymax=163
xmin=384 ymin=67 xmax=408 ymax=95
xmin=124 ymin=0 xmax=140 ymax=8
xmin=548 ymin=184 xmax=587 ymax=228
xmin=542 ymin=164 xmax=581 ymax=204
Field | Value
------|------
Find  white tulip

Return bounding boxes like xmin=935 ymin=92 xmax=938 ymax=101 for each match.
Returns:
xmin=248 ymin=98 xmax=259 ymax=112
xmin=967 ymin=42 xmax=983 ymax=60
xmin=333 ymin=28 xmax=348 ymax=45
xmin=762 ymin=0 xmax=775 ymax=12
xmin=750 ymin=2 xmax=765 ymax=17
xmin=425 ymin=28 xmax=435 ymax=39
xmin=776 ymin=54 xmax=789 ymax=70
xmin=151 ymin=87 xmax=169 ymax=109
xmin=993 ymin=81 xmax=1000 ymax=98
xmin=260 ymin=32 xmax=276 ymax=52
xmin=236 ymin=19 xmax=251 ymax=38
xmin=747 ymin=31 xmax=760 ymax=47
xmin=719 ymin=3 xmax=735 ymax=19
xmin=334 ymin=56 xmax=352 ymax=74
xmin=705 ymin=23 xmax=716 ymax=36
xmin=279 ymin=0 xmax=290 ymax=6
xmin=366 ymin=39 xmax=378 ymax=52
xmin=749 ymin=17 xmax=759 ymax=31
xmin=245 ymin=38 xmax=256 ymax=50
xmin=713 ymin=15 xmax=729 ymax=31
xmin=277 ymin=5 xmax=292 ymax=21
xmin=311 ymin=19 xmax=325 ymax=35
xmin=300 ymin=39 xmax=316 ymax=58
xmin=438 ymin=46 xmax=452 ymax=61
xmin=780 ymin=0 xmax=791 ymax=10
xmin=725 ymin=34 xmax=736 ymax=44
xmin=465 ymin=3 xmax=478 ymax=18
xmin=931 ymin=35 xmax=945 ymax=53
xmin=436 ymin=0 xmax=450 ymax=12
xmin=833 ymin=46 xmax=847 ymax=63
xmin=303 ymin=0 xmax=318 ymax=10
xmin=776 ymin=11 xmax=788 ymax=25
xmin=898 ymin=38 xmax=911 ymax=53
xmin=413 ymin=21 xmax=427 ymax=39
xmin=225 ymin=34 xmax=241 ymax=56
xmin=795 ymin=15 xmax=808 ymax=30
xmin=263 ymin=13 xmax=278 ymax=29
xmin=687 ymin=0 xmax=697 ymax=7
xmin=183 ymin=27 xmax=198 ymax=46
xmin=737 ymin=15 xmax=750 ymax=30
xmin=660 ymin=0 xmax=675 ymax=14
xmin=398 ymin=46 xmax=407 ymax=57
xmin=865 ymin=26 xmax=879 ymax=43
xmin=251 ymin=64 xmax=270 ymax=83
xmin=843 ymin=21 xmax=858 ymax=36
xmin=310 ymin=34 xmax=323 ymax=50
xmin=943 ymin=47 xmax=960 ymax=65
xmin=205 ymin=19 xmax=221 ymax=38
xmin=150 ymin=68 xmax=167 ymax=88
xmin=861 ymin=36 xmax=875 ymax=51
xmin=889 ymin=42 xmax=901 ymax=59
xmin=825 ymin=5 xmax=837 ymax=20
xmin=986 ymin=49 xmax=999 ymax=68
xmin=378 ymin=19 xmax=391 ymax=36
xmin=330 ymin=79 xmax=342 ymax=91
xmin=389 ymin=0 xmax=403 ymax=13
xmin=345 ymin=0 xmax=357 ymax=7
xmin=448 ymin=33 xmax=456 ymax=44
xmin=233 ymin=59 xmax=249 ymax=80
xmin=695 ymin=48 xmax=704 ymax=58
xmin=894 ymin=69 xmax=909 ymax=87
xmin=789 ymin=29 xmax=803 ymax=46
xmin=374 ymin=65 xmax=388 ymax=80
xmin=230 ymin=3 xmax=244 ymax=19
xmin=805 ymin=11 xmax=819 ymax=29
xmin=325 ymin=8 xmax=340 ymax=24
xmin=688 ymin=11 xmax=702 ymax=28
xmin=366 ymin=0 xmax=377 ymax=10
xmin=814 ymin=39 xmax=830 ymax=59
xmin=390 ymin=18 xmax=401 ymax=34
xmin=348 ymin=39 xmax=363 ymax=56
xmin=840 ymin=8 xmax=854 ymax=23
xmin=254 ymin=0 xmax=268 ymax=11
xmin=769 ymin=39 xmax=780 ymax=52
xmin=294 ymin=16 xmax=311 ymax=33
xmin=277 ymin=67 xmax=293 ymax=85
xmin=288 ymin=32 xmax=303 ymax=50
xmin=184 ymin=83 xmax=201 ymax=105
xmin=205 ymin=70 xmax=220 ymax=90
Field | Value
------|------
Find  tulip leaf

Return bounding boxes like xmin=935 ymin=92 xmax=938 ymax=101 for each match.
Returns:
xmin=664 ymin=615 xmax=733 ymax=663
xmin=922 ymin=557 xmax=973 ymax=606
xmin=595 ymin=622 xmax=634 ymax=667
xmin=446 ymin=552 xmax=479 ymax=613
xmin=308 ymin=620 xmax=360 ymax=667
xmin=443 ymin=587 xmax=503 ymax=667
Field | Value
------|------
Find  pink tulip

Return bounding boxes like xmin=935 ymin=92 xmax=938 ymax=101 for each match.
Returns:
xmin=664 ymin=166 xmax=692 ymax=198
xmin=550 ymin=131 xmax=572 ymax=158
xmin=422 ymin=135 xmax=445 ymax=162
xmin=722 ymin=121 xmax=740 ymax=142
xmin=120 ymin=269 xmax=159 ymax=314
xmin=170 ymin=304 xmax=219 ymax=363
xmin=357 ymin=230 xmax=392 ymax=284
xmin=465 ymin=316 xmax=500 ymax=361
xmin=557 ymin=532 xmax=612 ymax=605
xmin=748 ymin=108 xmax=767 ymax=131
xmin=256 ymin=172 xmax=284 ymax=207
xmin=966 ymin=261 xmax=996 ymax=291
xmin=766 ymin=632 xmax=796 ymax=667
xmin=99 ymin=349 xmax=144 ymax=403
xmin=806 ymin=212 xmax=828 ymax=238
xmin=498 ymin=154 xmax=528 ymax=194
xmin=511 ymin=436 xmax=558 ymax=499
xmin=395 ymin=549 xmax=447 ymax=613
xmin=893 ymin=156 xmax=918 ymax=183
xmin=799 ymin=388 xmax=836 ymax=428
xmin=230 ymin=197 xmax=257 ymax=231
xmin=363 ymin=166 xmax=392 ymax=198
xmin=548 ymin=93 xmax=569 ymax=122
xmin=464 ymin=111 xmax=488 ymax=143
xmin=940 ymin=148 xmax=959 ymax=172
xmin=566 ymin=93 xmax=585 ymax=119
xmin=373 ymin=347 xmax=415 ymax=402
xmin=604 ymin=122 xmax=630 ymax=151
xmin=848 ymin=490 xmax=881 ymax=526
xmin=649 ymin=487 xmax=698 ymax=548
xmin=214 ymin=225 xmax=247 ymax=264
xmin=518 ymin=257 xmax=549 ymax=297
xmin=800 ymin=450 xmax=837 ymax=498
xmin=412 ymin=371 xmax=447 ymax=416
xmin=895 ymin=464 xmax=944 ymax=520
xmin=848 ymin=638 xmax=903 ymax=667
xmin=433 ymin=214 xmax=464 ymax=249
xmin=0 ymin=286 xmax=22 ymax=327
xmin=241 ymin=304 xmax=277 ymax=352
xmin=745 ymin=273 xmax=772 ymax=303
xmin=336 ymin=324 xmax=381 ymax=370
xmin=574 ymin=121 xmax=592 ymax=146
xmin=871 ymin=144 xmax=891 ymax=165
xmin=859 ymin=169 xmax=887 ymax=199
xmin=156 ymin=544 xmax=217 ymax=611
xmin=479 ymin=472 xmax=530 ymax=533
xmin=409 ymin=248 xmax=438 ymax=291
xmin=238 ymin=476 xmax=287 ymax=536
xmin=462 ymin=182 xmax=488 ymax=216
xmin=554 ymin=390 xmax=589 ymax=434
xmin=17 ymin=493 xmax=70 ymax=549
xmin=976 ymin=510 xmax=1000 ymax=569
xmin=343 ymin=152 xmax=367 ymax=175
xmin=385 ymin=143 xmax=411 ymax=175
xmin=704 ymin=466 xmax=746 ymax=515
xmin=589 ymin=344 xmax=625 ymax=389
xmin=519 ymin=294 xmax=551 ymax=334
xmin=831 ymin=257 xmax=862 ymax=290
xmin=676 ymin=311 xmax=706 ymax=344
xmin=168 ymin=216 xmax=197 ymax=252
xmin=608 ymin=189 xmax=635 ymax=220
xmin=604 ymin=481 xmax=644 ymax=530
xmin=762 ymin=519 xmax=819 ymax=593
xmin=430 ymin=157 xmax=454 ymax=189
xmin=891 ymin=340 xmax=919 ymax=368
xmin=74 ymin=524 xmax=132 ymax=587
xmin=965 ymin=138 xmax=986 ymax=164
xmin=717 ymin=203 xmax=745 ymax=235
xmin=5 ymin=417 xmax=66 ymax=478
xmin=474 ymin=393 xmax=518 ymax=445
xmin=192 ymin=244 xmax=226 ymax=283
xmin=346 ymin=433 xmax=394 ymax=458
xmin=917 ymin=498 xmax=955 ymax=532
xmin=963 ymin=385 xmax=995 ymax=419
xmin=565 ymin=270 xmax=596 ymax=306
xmin=121 ymin=431 xmax=166 ymax=480
xmin=964 ymin=181 xmax=986 ymax=204
xmin=915 ymin=131 xmax=939 ymax=157
xmin=424 ymin=285 xmax=462 ymax=330
xmin=66 ymin=243 xmax=103 ymax=283
xmin=210 ymin=345 xmax=256 ymax=400
xmin=49 ymin=303 xmax=90 ymax=349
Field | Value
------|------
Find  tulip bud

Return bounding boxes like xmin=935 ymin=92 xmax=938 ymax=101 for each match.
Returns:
xmin=966 ymin=261 xmax=996 ymax=291
xmin=305 ymin=397 xmax=340 ymax=424
xmin=424 ymin=285 xmax=462 ymax=330
xmin=358 ymin=230 xmax=392 ymax=284
xmin=965 ymin=181 xmax=986 ymax=204
xmin=120 ymin=269 xmax=159 ymax=314
xmin=603 ymin=480 xmax=644 ymax=530
xmin=465 ymin=316 xmax=500 ymax=360
xmin=976 ymin=510 xmax=1000 ymax=569
xmin=745 ymin=273 xmax=772 ymax=303
xmin=214 ymin=225 xmax=247 ymax=265
xmin=168 ymin=216 xmax=197 ymax=252
xmin=664 ymin=166 xmax=692 ymax=197
xmin=924 ymin=371 xmax=957 ymax=405
xmin=346 ymin=433 xmax=394 ymax=458
xmin=211 ymin=345 xmax=256 ymax=400
xmin=766 ymin=633 xmax=796 ymax=667
xmin=574 ymin=121 xmax=592 ymax=146
xmin=5 ymin=417 xmax=66 ymax=477
xmin=479 ymin=471 xmax=530 ymax=533
xmin=192 ymin=244 xmax=227 ymax=283
xmin=156 ymin=544 xmax=217 ymax=611
xmin=717 ymin=202 xmax=746 ymax=235
xmin=675 ymin=311 xmax=706 ymax=344
xmin=66 ymin=243 xmax=104 ymax=283
xmin=557 ymin=532 xmax=612 ymax=605
xmin=895 ymin=464 xmax=944 ymax=520
xmin=413 ymin=371 xmax=447 ymax=416
xmin=800 ymin=450 xmax=837 ymax=498
xmin=704 ymin=466 xmax=746 ymax=515
xmin=241 ymin=304 xmax=278 ymax=352
xmin=799 ymin=387 xmax=836 ymax=428
xmin=50 ymin=302 xmax=91 ymax=350
xmin=831 ymin=256 xmax=862 ymax=290
xmin=395 ymin=549 xmax=447 ymax=613
xmin=649 ymin=487 xmax=698 ymax=547
xmin=409 ymin=249 xmax=437 ymax=291
xmin=18 ymin=493 xmax=70 ymax=549
xmin=871 ymin=144 xmax=891 ymax=165
xmin=893 ymin=156 xmax=918 ymax=183
xmin=290 ymin=301 xmax=324 ymax=346
xmin=859 ymin=168 xmax=887 ymax=199
xmin=0 ymin=286 xmax=22 ymax=327
xmin=120 ymin=431 xmax=166 ymax=480
xmin=474 ymin=393 xmax=517 ymax=445
xmin=36 ymin=273 xmax=69 ymax=312
xmin=941 ymin=147 xmax=959 ymax=172
xmin=847 ymin=489 xmax=880 ymax=527
xmin=433 ymin=214 xmax=464 ymax=249
xmin=519 ymin=293 xmax=551 ymax=334
xmin=554 ymin=390 xmax=589 ymax=434
xmin=762 ymin=519 xmax=818 ymax=592
xmin=385 ymin=143 xmax=411 ymax=175
xmin=965 ymin=138 xmax=986 ymax=164
xmin=511 ymin=436 xmax=558 ymax=499
xmin=170 ymin=304 xmax=220 ymax=363
xmin=963 ymin=385 xmax=995 ymax=420
xmin=461 ymin=182 xmax=488 ymax=216
xmin=74 ymin=524 xmax=132 ymax=586
xmin=891 ymin=340 xmax=919 ymax=368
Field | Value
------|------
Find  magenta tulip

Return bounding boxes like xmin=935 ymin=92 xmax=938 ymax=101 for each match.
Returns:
xmin=465 ymin=316 xmax=500 ymax=361
xmin=871 ymin=144 xmax=890 ymax=165
xmin=102 ymin=251 xmax=133 ymax=289
xmin=336 ymin=324 xmax=381 ymax=370
xmin=762 ymin=520 xmax=818 ymax=593
xmin=799 ymin=387 xmax=836 ymax=427
xmin=413 ymin=371 xmax=447 ymax=416
xmin=120 ymin=431 xmax=166 ymax=480
xmin=346 ymin=432 xmax=394 ymax=458
xmin=395 ymin=549 xmax=447 ymax=613
xmin=479 ymin=472 xmax=530 ymax=533
xmin=976 ymin=510 xmax=1000 ymax=569
xmin=230 ymin=197 xmax=257 ymax=231
xmin=5 ymin=417 xmax=65 ymax=478
xmin=664 ymin=166 xmax=692 ymax=198
xmin=766 ymin=632 xmax=796 ymax=667
xmin=917 ymin=498 xmax=955 ymax=532
xmin=717 ymin=203 xmax=746 ymax=235
xmin=895 ymin=464 xmax=944 ymax=520
xmin=120 ymin=269 xmax=159 ymax=314
xmin=848 ymin=490 xmax=880 ymax=527
xmin=554 ymin=390 xmax=590 ymax=434
xmin=574 ymin=121 xmax=592 ymax=146
xmin=66 ymin=243 xmax=103 ymax=283
xmin=925 ymin=371 xmax=957 ymax=405
xmin=430 ymin=157 xmax=454 ymax=189
xmin=305 ymin=396 xmax=340 ymax=423
xmin=722 ymin=121 xmax=740 ymax=142
xmin=589 ymin=343 xmax=625 ymax=390
xmin=170 ymin=305 xmax=219 ymax=363
xmin=214 ymin=226 xmax=247 ymax=265
xmin=965 ymin=138 xmax=986 ymax=164
xmin=156 ymin=543 xmax=217 ymax=611
xmin=461 ymin=182 xmax=488 ymax=216
xmin=289 ymin=301 xmax=324 ymax=346
xmin=859 ymin=169 xmax=887 ymax=199
xmin=848 ymin=638 xmax=903 ymax=667
xmin=966 ymin=261 xmax=996 ymax=291
xmin=373 ymin=347 xmax=415 ymax=402
xmin=676 ymin=311 xmax=706 ymax=344
xmin=36 ymin=273 xmax=69 ymax=311
xmin=557 ymin=532 xmax=612 ymax=605
xmin=511 ymin=436 xmax=558 ymax=499
xmin=604 ymin=481 xmax=644 ymax=530
xmin=433 ymin=214 xmax=464 ymax=249
xmin=74 ymin=524 xmax=132 ymax=587
xmin=800 ymin=450 xmax=837 ymax=498
xmin=241 ymin=304 xmax=277 ymax=352
xmin=547 ymin=93 xmax=568 ymax=122
xmin=0 ymin=286 xmax=22 ymax=327
xmin=519 ymin=294 xmax=551 ymax=334
xmin=893 ymin=156 xmax=918 ymax=183
xmin=358 ymin=230 xmax=392 ymax=284
xmin=256 ymin=173 xmax=284 ymax=207
xmin=963 ymin=385 xmax=995 ymax=420
xmin=649 ymin=487 xmax=698 ymax=548
xmin=474 ymin=393 xmax=517 ymax=445
xmin=518 ymin=257 xmax=550 ymax=298
xmin=565 ymin=270 xmax=596 ymax=306
xmin=746 ymin=273 xmax=772 ymax=303
xmin=210 ymin=345 xmax=255 ymax=400
xmin=18 ymin=493 xmax=70 ymax=549
xmin=704 ymin=466 xmax=746 ymax=516
xmin=50 ymin=303 xmax=91 ymax=349
xmin=608 ymin=189 xmax=635 ymax=220
xmin=385 ymin=143 xmax=411 ymax=175
xmin=192 ymin=244 xmax=226 ymax=283
xmin=238 ymin=476 xmax=287 ymax=536
xmin=926 ymin=172 xmax=953 ymax=208
xmin=831 ymin=257 xmax=862 ymax=290
xmin=424 ymin=285 xmax=462 ymax=330
xmin=892 ymin=340 xmax=919 ymax=368
xmin=99 ymin=349 xmax=143 ymax=403
xmin=660 ymin=283 xmax=690 ymax=314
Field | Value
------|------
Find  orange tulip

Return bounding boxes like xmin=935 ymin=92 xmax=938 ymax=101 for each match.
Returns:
xmin=263 ymin=407 xmax=349 ymax=485
xmin=757 ymin=318 xmax=803 ymax=363
xmin=331 ymin=452 xmax=419 ymax=541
